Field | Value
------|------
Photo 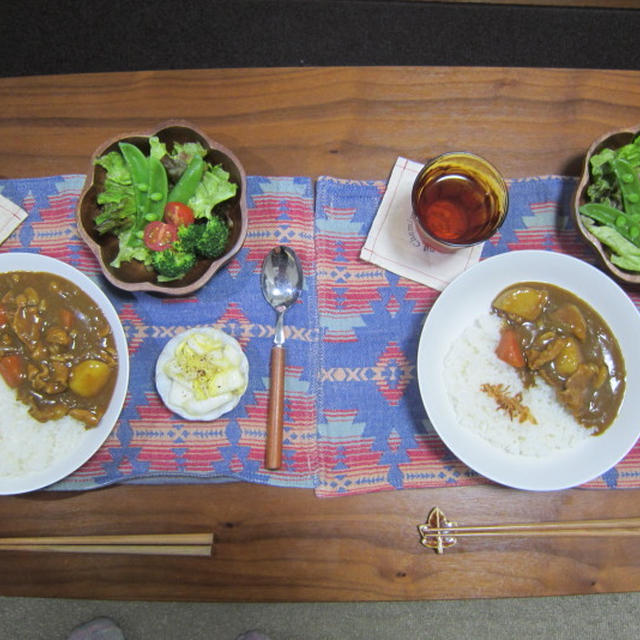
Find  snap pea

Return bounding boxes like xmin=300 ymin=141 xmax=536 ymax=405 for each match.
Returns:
xmin=618 ymin=138 xmax=640 ymax=168
xmin=117 ymin=143 xmax=169 ymax=241
xmin=167 ymin=155 xmax=205 ymax=205
xmin=118 ymin=142 xmax=149 ymax=217
xmin=146 ymin=156 xmax=168 ymax=220
xmin=579 ymin=202 xmax=640 ymax=247
xmin=613 ymin=156 xmax=640 ymax=218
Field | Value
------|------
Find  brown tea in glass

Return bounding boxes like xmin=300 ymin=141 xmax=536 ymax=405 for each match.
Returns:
xmin=411 ymin=152 xmax=509 ymax=252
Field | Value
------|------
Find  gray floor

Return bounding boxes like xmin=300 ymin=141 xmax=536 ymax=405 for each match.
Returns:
xmin=2 ymin=593 xmax=640 ymax=639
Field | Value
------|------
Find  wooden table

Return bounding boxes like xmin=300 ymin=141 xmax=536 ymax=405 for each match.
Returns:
xmin=1 ymin=67 xmax=640 ymax=602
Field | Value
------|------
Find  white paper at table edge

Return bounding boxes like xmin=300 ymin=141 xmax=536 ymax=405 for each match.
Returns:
xmin=359 ymin=156 xmax=483 ymax=291
xmin=0 ymin=193 xmax=27 ymax=245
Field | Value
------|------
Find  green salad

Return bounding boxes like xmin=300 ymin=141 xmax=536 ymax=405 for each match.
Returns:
xmin=94 ymin=137 xmax=237 ymax=281
xmin=579 ymin=133 xmax=640 ymax=272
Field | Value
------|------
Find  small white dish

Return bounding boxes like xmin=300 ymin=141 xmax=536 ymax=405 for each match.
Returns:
xmin=0 ymin=253 xmax=129 ymax=495
xmin=155 ymin=327 xmax=248 ymax=421
xmin=417 ymin=250 xmax=640 ymax=491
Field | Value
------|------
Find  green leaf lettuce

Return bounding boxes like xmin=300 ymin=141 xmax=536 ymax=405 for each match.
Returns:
xmin=94 ymin=152 xmax=137 ymax=234
xmin=188 ymin=164 xmax=237 ymax=219
xmin=110 ymin=227 xmax=152 ymax=269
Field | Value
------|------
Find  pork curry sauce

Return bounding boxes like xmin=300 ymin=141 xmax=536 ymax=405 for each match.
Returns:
xmin=491 ymin=282 xmax=625 ymax=434
xmin=0 ymin=271 xmax=118 ymax=428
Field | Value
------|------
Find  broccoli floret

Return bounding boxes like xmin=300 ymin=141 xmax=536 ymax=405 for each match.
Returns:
xmin=177 ymin=223 xmax=202 ymax=253
xmin=151 ymin=247 xmax=197 ymax=281
xmin=196 ymin=216 xmax=230 ymax=258
xmin=177 ymin=216 xmax=230 ymax=260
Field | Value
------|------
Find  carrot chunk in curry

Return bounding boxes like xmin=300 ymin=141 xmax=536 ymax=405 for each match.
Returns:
xmin=491 ymin=282 xmax=625 ymax=435
xmin=0 ymin=271 xmax=118 ymax=428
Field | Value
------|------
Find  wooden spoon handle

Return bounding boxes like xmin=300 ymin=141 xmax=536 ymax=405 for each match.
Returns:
xmin=265 ymin=344 xmax=285 ymax=470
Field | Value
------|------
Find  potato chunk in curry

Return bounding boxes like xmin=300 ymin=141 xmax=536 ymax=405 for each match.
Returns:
xmin=491 ymin=282 xmax=625 ymax=435
xmin=492 ymin=286 xmax=548 ymax=321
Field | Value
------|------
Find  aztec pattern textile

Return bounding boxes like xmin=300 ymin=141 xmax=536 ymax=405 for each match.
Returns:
xmin=315 ymin=175 xmax=640 ymax=495
xmin=0 ymin=175 xmax=318 ymax=491
xmin=1 ymin=174 xmax=640 ymax=496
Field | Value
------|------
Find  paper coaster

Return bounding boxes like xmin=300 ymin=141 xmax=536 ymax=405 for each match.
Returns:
xmin=360 ymin=157 xmax=483 ymax=291
xmin=0 ymin=193 xmax=27 ymax=245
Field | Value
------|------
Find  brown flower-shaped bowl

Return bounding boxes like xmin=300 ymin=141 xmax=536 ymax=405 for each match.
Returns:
xmin=573 ymin=124 xmax=640 ymax=287
xmin=76 ymin=120 xmax=248 ymax=296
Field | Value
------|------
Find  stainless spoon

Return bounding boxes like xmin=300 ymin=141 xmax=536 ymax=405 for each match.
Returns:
xmin=260 ymin=245 xmax=304 ymax=470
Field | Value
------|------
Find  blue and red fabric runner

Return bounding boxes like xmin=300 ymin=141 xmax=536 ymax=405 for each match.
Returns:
xmin=1 ymin=173 xmax=639 ymax=496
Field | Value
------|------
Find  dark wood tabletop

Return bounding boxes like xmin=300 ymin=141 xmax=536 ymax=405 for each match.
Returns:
xmin=1 ymin=66 xmax=640 ymax=602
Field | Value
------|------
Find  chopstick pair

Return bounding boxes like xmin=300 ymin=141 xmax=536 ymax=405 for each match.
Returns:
xmin=419 ymin=507 xmax=640 ymax=554
xmin=0 ymin=532 xmax=214 ymax=556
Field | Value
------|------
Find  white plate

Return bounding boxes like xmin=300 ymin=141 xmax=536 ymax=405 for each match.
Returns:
xmin=0 ymin=253 xmax=129 ymax=495
xmin=155 ymin=327 xmax=248 ymax=421
xmin=417 ymin=250 xmax=640 ymax=491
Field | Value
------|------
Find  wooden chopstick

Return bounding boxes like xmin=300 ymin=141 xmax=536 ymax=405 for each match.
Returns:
xmin=0 ymin=533 xmax=214 ymax=556
xmin=0 ymin=533 xmax=213 ymax=546
xmin=0 ymin=544 xmax=212 ymax=556
xmin=431 ymin=528 xmax=640 ymax=538
xmin=419 ymin=508 xmax=640 ymax=554
xmin=429 ymin=517 xmax=640 ymax=538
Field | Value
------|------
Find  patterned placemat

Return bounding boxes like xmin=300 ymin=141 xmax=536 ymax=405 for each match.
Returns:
xmin=0 ymin=175 xmax=319 ymax=491
xmin=314 ymin=175 xmax=640 ymax=495
xmin=1 ymin=174 xmax=640 ymax=496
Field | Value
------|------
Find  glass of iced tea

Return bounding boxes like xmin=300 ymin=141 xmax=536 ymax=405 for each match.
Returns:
xmin=411 ymin=151 xmax=509 ymax=252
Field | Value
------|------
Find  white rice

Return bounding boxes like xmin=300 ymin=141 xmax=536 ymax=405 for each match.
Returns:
xmin=443 ymin=313 xmax=594 ymax=457
xmin=0 ymin=379 xmax=86 ymax=478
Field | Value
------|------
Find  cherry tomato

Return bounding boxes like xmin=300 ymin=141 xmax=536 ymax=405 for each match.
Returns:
xmin=143 ymin=221 xmax=178 ymax=251
xmin=164 ymin=201 xmax=195 ymax=228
